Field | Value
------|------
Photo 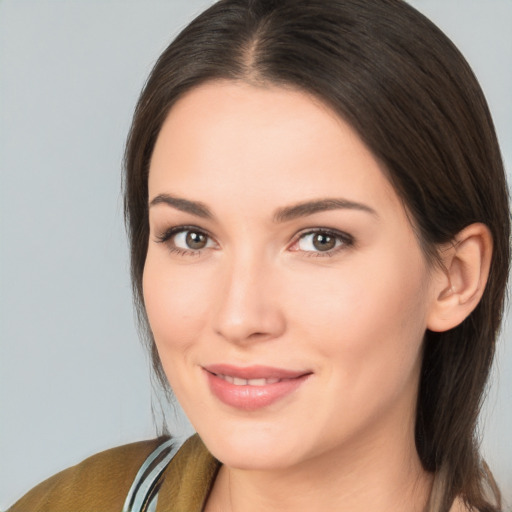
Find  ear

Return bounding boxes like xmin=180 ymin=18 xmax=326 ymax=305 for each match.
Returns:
xmin=426 ymin=223 xmax=493 ymax=332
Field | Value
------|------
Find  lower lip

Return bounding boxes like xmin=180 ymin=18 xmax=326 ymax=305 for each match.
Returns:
xmin=205 ymin=371 xmax=310 ymax=411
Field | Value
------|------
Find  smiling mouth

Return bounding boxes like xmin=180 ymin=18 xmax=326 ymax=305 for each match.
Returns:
xmin=203 ymin=365 xmax=312 ymax=410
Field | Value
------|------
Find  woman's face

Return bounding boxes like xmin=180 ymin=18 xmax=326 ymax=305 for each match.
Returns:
xmin=144 ymin=81 xmax=440 ymax=470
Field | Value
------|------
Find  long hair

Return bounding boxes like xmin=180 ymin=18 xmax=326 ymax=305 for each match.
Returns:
xmin=123 ymin=1 xmax=510 ymax=510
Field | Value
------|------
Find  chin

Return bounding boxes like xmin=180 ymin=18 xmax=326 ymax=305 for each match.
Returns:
xmin=214 ymin=445 xmax=303 ymax=472
xmin=196 ymin=422 xmax=306 ymax=471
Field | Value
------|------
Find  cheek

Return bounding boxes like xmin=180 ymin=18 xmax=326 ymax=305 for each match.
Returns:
xmin=286 ymin=250 xmax=430 ymax=388
xmin=292 ymin=254 xmax=426 ymax=331
xmin=142 ymin=253 xmax=211 ymax=355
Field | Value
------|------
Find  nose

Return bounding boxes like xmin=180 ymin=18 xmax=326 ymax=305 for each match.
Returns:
xmin=212 ymin=253 xmax=286 ymax=345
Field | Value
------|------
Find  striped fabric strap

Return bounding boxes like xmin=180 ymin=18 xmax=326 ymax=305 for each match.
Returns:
xmin=122 ymin=437 xmax=185 ymax=512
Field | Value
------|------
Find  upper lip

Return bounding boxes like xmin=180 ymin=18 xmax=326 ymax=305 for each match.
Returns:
xmin=203 ymin=364 xmax=311 ymax=380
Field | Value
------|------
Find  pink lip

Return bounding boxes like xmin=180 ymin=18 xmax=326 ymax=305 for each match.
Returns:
xmin=203 ymin=364 xmax=312 ymax=411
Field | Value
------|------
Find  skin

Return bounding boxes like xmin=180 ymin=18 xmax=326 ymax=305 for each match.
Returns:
xmin=143 ymin=81 xmax=471 ymax=512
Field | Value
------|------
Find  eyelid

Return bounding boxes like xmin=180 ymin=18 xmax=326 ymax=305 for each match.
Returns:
xmin=154 ymin=225 xmax=219 ymax=258
xmin=289 ymin=227 xmax=354 ymax=256
xmin=154 ymin=225 xmax=214 ymax=244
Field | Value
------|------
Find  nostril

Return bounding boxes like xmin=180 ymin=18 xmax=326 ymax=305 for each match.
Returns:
xmin=249 ymin=332 xmax=270 ymax=339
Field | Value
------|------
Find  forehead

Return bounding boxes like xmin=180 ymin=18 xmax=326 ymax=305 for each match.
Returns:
xmin=148 ymin=80 xmax=400 ymax=218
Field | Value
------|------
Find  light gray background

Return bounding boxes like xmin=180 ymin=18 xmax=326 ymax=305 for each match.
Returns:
xmin=0 ymin=1 xmax=511 ymax=509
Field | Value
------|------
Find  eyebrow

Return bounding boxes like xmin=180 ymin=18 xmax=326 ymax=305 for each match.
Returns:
xmin=273 ymin=198 xmax=377 ymax=223
xmin=149 ymin=194 xmax=377 ymax=222
xmin=149 ymin=194 xmax=213 ymax=219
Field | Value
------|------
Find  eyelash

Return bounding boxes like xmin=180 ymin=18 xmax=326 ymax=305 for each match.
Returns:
xmin=154 ymin=225 xmax=354 ymax=258
xmin=292 ymin=228 xmax=354 ymax=258
xmin=155 ymin=225 xmax=214 ymax=257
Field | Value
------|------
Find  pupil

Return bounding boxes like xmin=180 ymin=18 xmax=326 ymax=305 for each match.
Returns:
xmin=186 ymin=231 xmax=207 ymax=249
xmin=313 ymin=233 xmax=335 ymax=251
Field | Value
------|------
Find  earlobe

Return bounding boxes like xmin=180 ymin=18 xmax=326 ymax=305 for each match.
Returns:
xmin=426 ymin=223 xmax=493 ymax=333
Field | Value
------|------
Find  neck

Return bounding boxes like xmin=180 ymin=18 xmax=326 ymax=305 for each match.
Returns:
xmin=206 ymin=421 xmax=432 ymax=512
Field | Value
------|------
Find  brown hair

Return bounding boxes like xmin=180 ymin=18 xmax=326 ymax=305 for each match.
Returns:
xmin=123 ymin=1 xmax=510 ymax=510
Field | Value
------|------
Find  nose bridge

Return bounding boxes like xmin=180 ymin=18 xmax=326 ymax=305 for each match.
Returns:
xmin=212 ymin=245 xmax=285 ymax=344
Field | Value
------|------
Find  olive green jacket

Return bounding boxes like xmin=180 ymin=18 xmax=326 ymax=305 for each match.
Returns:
xmin=8 ymin=434 xmax=220 ymax=512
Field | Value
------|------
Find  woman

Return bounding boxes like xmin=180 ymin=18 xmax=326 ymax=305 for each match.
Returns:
xmin=8 ymin=0 xmax=510 ymax=511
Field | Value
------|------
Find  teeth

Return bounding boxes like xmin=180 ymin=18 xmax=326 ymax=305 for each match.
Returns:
xmin=261 ymin=378 xmax=280 ymax=384
xmin=218 ymin=374 xmax=281 ymax=386
xmin=247 ymin=378 xmax=266 ymax=386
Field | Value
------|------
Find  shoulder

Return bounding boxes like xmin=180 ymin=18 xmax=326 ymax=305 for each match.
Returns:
xmin=8 ymin=438 xmax=164 ymax=512
xmin=157 ymin=435 xmax=221 ymax=510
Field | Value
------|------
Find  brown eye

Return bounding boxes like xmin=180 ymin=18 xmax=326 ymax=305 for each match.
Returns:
xmin=295 ymin=230 xmax=352 ymax=256
xmin=158 ymin=228 xmax=215 ymax=253
xmin=312 ymin=233 xmax=336 ymax=251
xmin=185 ymin=231 xmax=208 ymax=249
